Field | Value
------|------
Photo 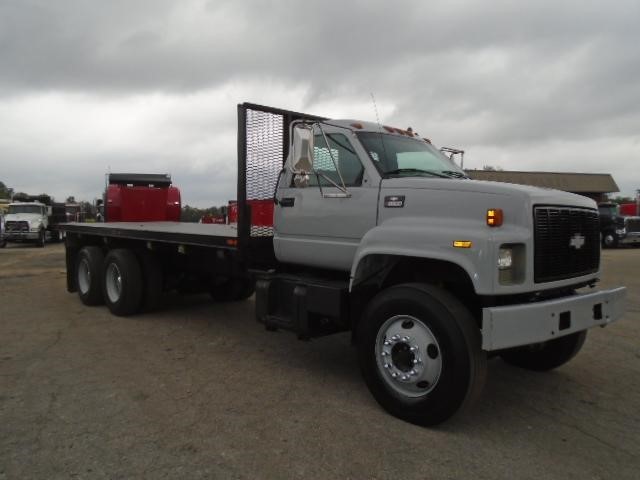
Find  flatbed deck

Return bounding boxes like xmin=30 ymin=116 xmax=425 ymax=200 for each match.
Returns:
xmin=60 ymin=222 xmax=238 ymax=248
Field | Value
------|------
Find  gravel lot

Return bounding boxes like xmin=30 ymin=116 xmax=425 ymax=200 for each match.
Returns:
xmin=1 ymin=243 xmax=638 ymax=479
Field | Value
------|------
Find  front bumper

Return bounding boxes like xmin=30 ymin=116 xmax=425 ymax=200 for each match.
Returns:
xmin=5 ymin=232 xmax=40 ymax=241
xmin=481 ymin=286 xmax=627 ymax=351
xmin=620 ymin=232 xmax=640 ymax=245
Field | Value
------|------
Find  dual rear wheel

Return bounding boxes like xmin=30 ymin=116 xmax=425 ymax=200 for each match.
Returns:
xmin=75 ymin=246 xmax=254 ymax=315
xmin=75 ymin=247 xmax=163 ymax=316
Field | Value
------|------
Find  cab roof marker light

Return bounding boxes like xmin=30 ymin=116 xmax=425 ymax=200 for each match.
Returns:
xmin=487 ymin=209 xmax=504 ymax=227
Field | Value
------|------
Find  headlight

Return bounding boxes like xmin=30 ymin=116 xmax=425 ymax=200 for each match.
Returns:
xmin=497 ymin=248 xmax=513 ymax=269
xmin=615 ymin=228 xmax=626 ymax=235
xmin=30 ymin=221 xmax=42 ymax=231
xmin=498 ymin=244 xmax=525 ymax=285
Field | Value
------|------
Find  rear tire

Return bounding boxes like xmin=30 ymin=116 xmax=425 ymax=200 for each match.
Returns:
xmin=76 ymin=246 xmax=104 ymax=305
xmin=102 ymin=249 xmax=143 ymax=316
xmin=357 ymin=283 xmax=486 ymax=426
xmin=500 ymin=331 xmax=587 ymax=371
xmin=52 ymin=230 xmax=65 ymax=243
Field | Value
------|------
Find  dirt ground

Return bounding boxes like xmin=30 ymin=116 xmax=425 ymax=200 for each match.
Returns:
xmin=0 ymin=243 xmax=638 ymax=479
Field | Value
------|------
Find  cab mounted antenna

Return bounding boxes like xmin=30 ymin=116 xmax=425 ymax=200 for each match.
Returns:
xmin=370 ymin=92 xmax=389 ymax=167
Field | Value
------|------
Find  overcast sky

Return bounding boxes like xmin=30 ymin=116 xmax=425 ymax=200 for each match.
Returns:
xmin=1 ymin=0 xmax=639 ymax=207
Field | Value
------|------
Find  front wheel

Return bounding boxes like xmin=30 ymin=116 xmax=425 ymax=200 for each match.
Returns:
xmin=500 ymin=331 xmax=587 ymax=371
xmin=602 ymin=232 xmax=618 ymax=248
xmin=357 ymin=283 xmax=486 ymax=426
xmin=36 ymin=228 xmax=46 ymax=248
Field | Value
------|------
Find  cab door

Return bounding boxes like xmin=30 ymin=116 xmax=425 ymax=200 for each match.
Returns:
xmin=274 ymin=125 xmax=378 ymax=271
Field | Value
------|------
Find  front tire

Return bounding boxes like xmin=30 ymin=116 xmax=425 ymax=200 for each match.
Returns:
xmin=102 ymin=249 xmax=143 ymax=316
xmin=357 ymin=283 xmax=486 ymax=426
xmin=602 ymin=232 xmax=618 ymax=248
xmin=36 ymin=228 xmax=46 ymax=248
xmin=500 ymin=331 xmax=587 ymax=371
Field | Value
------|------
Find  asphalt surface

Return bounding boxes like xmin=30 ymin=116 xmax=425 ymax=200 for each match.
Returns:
xmin=1 ymin=243 xmax=638 ymax=479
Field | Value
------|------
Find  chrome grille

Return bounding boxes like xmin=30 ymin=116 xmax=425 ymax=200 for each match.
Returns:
xmin=5 ymin=221 xmax=29 ymax=232
xmin=626 ymin=218 xmax=640 ymax=233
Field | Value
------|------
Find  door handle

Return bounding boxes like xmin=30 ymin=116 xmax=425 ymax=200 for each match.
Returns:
xmin=279 ymin=197 xmax=295 ymax=207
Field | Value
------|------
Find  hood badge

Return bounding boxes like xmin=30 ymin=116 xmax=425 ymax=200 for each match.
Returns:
xmin=384 ymin=195 xmax=405 ymax=208
xmin=569 ymin=233 xmax=585 ymax=249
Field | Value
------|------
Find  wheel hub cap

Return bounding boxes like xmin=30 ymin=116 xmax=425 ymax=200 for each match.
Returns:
xmin=105 ymin=263 xmax=122 ymax=303
xmin=376 ymin=315 xmax=442 ymax=397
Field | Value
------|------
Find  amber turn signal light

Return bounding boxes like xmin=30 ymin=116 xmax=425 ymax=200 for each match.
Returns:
xmin=487 ymin=209 xmax=503 ymax=227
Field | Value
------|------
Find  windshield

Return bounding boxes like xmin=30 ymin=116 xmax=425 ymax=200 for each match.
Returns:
xmin=8 ymin=204 xmax=42 ymax=215
xmin=598 ymin=205 xmax=618 ymax=217
xmin=356 ymin=132 xmax=467 ymax=178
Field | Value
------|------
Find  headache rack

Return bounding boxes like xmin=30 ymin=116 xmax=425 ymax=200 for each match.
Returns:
xmin=236 ymin=103 xmax=326 ymax=266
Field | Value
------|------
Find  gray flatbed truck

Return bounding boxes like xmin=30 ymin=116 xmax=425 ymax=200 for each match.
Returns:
xmin=60 ymin=103 xmax=626 ymax=425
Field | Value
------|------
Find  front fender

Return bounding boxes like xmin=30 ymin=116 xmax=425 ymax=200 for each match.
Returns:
xmin=350 ymin=216 xmax=520 ymax=295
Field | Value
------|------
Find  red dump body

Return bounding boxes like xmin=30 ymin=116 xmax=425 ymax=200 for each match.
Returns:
xmin=106 ymin=173 xmax=181 ymax=222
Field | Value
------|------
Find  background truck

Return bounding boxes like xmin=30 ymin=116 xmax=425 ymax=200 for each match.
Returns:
xmin=4 ymin=194 xmax=66 ymax=247
xmin=59 ymin=103 xmax=626 ymax=426
xmin=104 ymin=173 xmax=181 ymax=222
xmin=598 ymin=202 xmax=640 ymax=248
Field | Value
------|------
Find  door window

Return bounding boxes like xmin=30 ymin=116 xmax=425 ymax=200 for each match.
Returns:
xmin=307 ymin=133 xmax=364 ymax=187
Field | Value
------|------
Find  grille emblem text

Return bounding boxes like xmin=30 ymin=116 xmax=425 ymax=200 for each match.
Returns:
xmin=569 ymin=233 xmax=585 ymax=249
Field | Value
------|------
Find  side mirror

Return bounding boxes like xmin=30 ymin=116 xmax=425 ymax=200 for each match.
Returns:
xmin=291 ymin=124 xmax=314 ymax=174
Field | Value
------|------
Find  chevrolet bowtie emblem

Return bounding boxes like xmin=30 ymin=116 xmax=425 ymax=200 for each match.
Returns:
xmin=569 ymin=233 xmax=585 ymax=249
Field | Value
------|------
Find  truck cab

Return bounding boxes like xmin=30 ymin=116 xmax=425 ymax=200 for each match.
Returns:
xmin=4 ymin=201 xmax=49 ymax=247
xmin=598 ymin=202 xmax=640 ymax=247
xmin=256 ymin=113 xmax=625 ymax=424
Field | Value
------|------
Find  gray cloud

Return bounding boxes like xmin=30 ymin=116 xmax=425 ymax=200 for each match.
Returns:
xmin=0 ymin=0 xmax=639 ymax=204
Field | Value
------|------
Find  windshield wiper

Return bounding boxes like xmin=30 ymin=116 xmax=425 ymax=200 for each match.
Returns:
xmin=384 ymin=168 xmax=451 ymax=178
xmin=440 ymin=170 xmax=469 ymax=179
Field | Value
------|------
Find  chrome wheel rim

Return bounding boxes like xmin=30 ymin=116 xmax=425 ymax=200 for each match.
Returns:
xmin=105 ymin=263 xmax=122 ymax=303
xmin=375 ymin=315 xmax=442 ymax=398
xmin=77 ymin=258 xmax=91 ymax=294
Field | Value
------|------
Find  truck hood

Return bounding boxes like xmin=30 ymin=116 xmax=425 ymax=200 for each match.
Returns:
xmin=4 ymin=213 xmax=43 ymax=224
xmin=380 ymin=177 xmax=596 ymax=210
